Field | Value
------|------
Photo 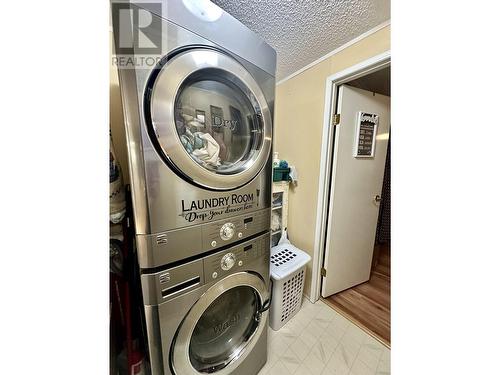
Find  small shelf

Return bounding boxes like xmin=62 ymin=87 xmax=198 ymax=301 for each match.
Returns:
xmin=271 ymin=230 xmax=282 ymax=236
xmin=272 ymin=205 xmax=282 ymax=210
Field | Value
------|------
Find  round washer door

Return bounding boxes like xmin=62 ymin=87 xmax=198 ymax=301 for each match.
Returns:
xmin=147 ymin=48 xmax=272 ymax=190
xmin=171 ymin=272 xmax=268 ymax=374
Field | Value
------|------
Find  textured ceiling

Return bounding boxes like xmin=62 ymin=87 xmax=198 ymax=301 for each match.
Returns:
xmin=212 ymin=0 xmax=390 ymax=81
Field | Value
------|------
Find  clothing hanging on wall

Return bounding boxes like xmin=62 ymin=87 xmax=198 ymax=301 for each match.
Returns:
xmin=110 ymin=133 xmax=126 ymax=223
xmin=376 ymin=139 xmax=390 ymax=244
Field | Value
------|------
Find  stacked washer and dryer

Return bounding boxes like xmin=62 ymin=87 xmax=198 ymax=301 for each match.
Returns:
xmin=112 ymin=1 xmax=276 ymax=374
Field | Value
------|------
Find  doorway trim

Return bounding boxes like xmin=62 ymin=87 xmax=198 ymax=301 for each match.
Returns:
xmin=310 ymin=51 xmax=391 ymax=302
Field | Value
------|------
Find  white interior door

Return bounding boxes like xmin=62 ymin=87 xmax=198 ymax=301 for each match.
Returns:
xmin=321 ymin=85 xmax=390 ymax=297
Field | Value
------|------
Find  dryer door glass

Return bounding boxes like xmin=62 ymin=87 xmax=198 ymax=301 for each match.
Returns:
xmin=148 ymin=49 xmax=273 ymax=190
xmin=175 ymin=69 xmax=262 ymax=175
xmin=189 ymin=285 xmax=260 ymax=372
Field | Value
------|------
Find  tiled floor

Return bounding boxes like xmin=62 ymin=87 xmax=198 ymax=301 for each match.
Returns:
xmin=258 ymin=298 xmax=390 ymax=375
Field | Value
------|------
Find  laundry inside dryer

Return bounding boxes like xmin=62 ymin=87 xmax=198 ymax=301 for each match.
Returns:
xmin=175 ymin=70 xmax=263 ymax=173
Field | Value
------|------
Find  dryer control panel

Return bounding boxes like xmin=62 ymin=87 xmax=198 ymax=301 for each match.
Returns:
xmin=202 ymin=209 xmax=270 ymax=249
xmin=219 ymin=223 xmax=236 ymax=241
xmin=136 ymin=208 xmax=271 ymax=269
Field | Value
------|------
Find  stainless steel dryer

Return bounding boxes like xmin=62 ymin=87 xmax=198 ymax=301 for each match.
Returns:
xmin=142 ymin=233 xmax=271 ymax=375
xmin=112 ymin=0 xmax=276 ymax=269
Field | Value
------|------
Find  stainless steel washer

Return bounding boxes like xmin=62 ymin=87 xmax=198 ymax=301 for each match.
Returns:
xmin=141 ymin=233 xmax=271 ymax=375
xmin=112 ymin=0 xmax=276 ymax=269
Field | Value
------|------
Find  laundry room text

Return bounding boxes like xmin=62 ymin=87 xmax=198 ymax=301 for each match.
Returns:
xmin=180 ymin=193 xmax=255 ymax=222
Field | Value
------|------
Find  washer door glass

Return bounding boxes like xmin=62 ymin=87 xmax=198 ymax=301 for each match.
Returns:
xmin=175 ymin=69 xmax=262 ymax=175
xmin=189 ymin=286 xmax=260 ymax=373
xmin=148 ymin=49 xmax=272 ymax=190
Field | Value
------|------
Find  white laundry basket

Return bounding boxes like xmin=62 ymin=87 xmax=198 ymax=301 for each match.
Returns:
xmin=269 ymin=243 xmax=311 ymax=330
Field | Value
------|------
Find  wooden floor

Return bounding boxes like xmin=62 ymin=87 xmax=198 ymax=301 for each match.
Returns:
xmin=323 ymin=244 xmax=391 ymax=347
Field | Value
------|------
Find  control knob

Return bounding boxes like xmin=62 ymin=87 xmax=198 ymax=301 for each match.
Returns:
xmin=220 ymin=222 xmax=235 ymax=241
xmin=221 ymin=253 xmax=236 ymax=271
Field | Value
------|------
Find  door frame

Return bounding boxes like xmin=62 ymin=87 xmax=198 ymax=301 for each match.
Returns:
xmin=310 ymin=51 xmax=391 ymax=302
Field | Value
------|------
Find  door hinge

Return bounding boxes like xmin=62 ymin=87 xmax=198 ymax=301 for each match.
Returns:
xmin=321 ymin=267 xmax=327 ymax=277
xmin=331 ymin=114 xmax=340 ymax=126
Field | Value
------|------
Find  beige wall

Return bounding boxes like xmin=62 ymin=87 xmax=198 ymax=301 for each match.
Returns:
xmin=274 ymin=25 xmax=390 ymax=297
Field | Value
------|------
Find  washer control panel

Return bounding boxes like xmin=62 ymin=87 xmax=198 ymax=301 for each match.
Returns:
xmin=220 ymin=223 xmax=235 ymax=241
xmin=220 ymin=252 xmax=236 ymax=270
xmin=202 ymin=209 xmax=270 ymax=250
xmin=142 ymin=233 xmax=271 ymax=305
xmin=204 ymin=233 xmax=269 ymax=280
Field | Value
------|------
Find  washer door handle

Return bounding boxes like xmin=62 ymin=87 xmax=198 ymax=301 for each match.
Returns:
xmin=255 ymin=299 xmax=270 ymax=323
xmin=255 ymin=280 xmax=273 ymax=321
xmin=259 ymin=299 xmax=271 ymax=313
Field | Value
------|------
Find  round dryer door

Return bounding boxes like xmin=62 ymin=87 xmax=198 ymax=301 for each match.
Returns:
xmin=172 ymin=272 xmax=268 ymax=374
xmin=146 ymin=49 xmax=272 ymax=190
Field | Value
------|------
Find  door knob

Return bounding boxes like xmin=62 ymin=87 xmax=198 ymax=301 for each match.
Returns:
xmin=373 ymin=195 xmax=382 ymax=203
